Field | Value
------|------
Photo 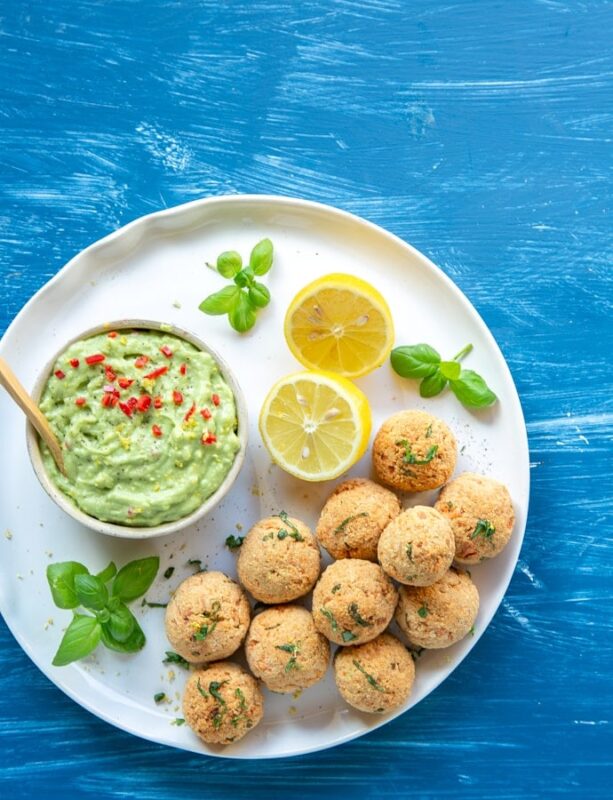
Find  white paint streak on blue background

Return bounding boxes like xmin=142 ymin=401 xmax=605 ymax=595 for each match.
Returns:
xmin=0 ymin=0 xmax=611 ymax=797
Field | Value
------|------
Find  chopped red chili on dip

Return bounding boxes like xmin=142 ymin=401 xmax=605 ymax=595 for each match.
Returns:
xmin=144 ymin=366 xmax=168 ymax=380
xmin=136 ymin=395 xmax=152 ymax=413
xmin=118 ymin=402 xmax=133 ymax=418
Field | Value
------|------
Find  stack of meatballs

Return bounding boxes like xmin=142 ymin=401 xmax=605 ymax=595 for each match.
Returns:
xmin=165 ymin=409 xmax=515 ymax=746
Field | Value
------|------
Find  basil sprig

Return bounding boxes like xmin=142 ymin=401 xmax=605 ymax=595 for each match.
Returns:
xmin=46 ymin=556 xmax=159 ymax=666
xmin=390 ymin=343 xmax=497 ymax=409
xmin=199 ymin=238 xmax=274 ymax=332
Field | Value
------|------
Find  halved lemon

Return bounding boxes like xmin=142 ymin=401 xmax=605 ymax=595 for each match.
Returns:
xmin=259 ymin=370 xmax=372 ymax=481
xmin=284 ymin=273 xmax=394 ymax=379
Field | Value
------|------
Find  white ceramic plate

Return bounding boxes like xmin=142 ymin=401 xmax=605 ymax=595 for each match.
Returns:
xmin=0 ymin=195 xmax=529 ymax=759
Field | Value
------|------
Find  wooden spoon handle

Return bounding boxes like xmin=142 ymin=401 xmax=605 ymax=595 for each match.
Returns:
xmin=0 ymin=356 xmax=66 ymax=476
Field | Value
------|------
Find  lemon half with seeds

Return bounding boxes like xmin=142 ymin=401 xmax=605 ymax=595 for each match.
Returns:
xmin=284 ymin=273 xmax=395 ymax=379
xmin=259 ymin=370 xmax=372 ymax=481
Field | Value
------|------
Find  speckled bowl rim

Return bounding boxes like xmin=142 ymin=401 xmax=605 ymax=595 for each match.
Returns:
xmin=25 ymin=318 xmax=248 ymax=539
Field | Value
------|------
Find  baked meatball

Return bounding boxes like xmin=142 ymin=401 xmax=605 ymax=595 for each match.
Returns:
xmin=372 ymin=410 xmax=457 ymax=492
xmin=245 ymin=605 xmax=330 ymax=693
xmin=237 ymin=514 xmax=321 ymax=604
xmin=334 ymin=632 xmax=415 ymax=713
xmin=165 ymin=571 xmax=250 ymax=663
xmin=316 ymin=478 xmax=401 ymax=561
xmin=377 ymin=505 xmax=455 ymax=586
xmin=312 ymin=559 xmax=398 ymax=646
xmin=395 ymin=568 xmax=479 ymax=649
xmin=435 ymin=472 xmax=515 ymax=564
xmin=182 ymin=662 xmax=263 ymax=745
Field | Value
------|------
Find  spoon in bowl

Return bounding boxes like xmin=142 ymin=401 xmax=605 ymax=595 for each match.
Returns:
xmin=0 ymin=356 xmax=67 ymax=475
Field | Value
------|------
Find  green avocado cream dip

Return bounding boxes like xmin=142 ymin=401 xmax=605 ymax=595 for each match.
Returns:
xmin=39 ymin=329 xmax=241 ymax=526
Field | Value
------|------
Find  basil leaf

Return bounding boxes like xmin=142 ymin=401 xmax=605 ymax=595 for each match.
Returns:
xmin=100 ymin=616 xmax=146 ymax=653
xmin=228 ymin=292 xmax=257 ymax=333
xmin=52 ymin=614 xmax=101 ymax=666
xmin=248 ymin=282 xmax=270 ymax=309
xmin=390 ymin=344 xmax=441 ymax=378
xmin=233 ymin=267 xmax=254 ymax=288
xmin=420 ymin=371 xmax=448 ymax=397
xmin=47 ymin=562 xmax=89 ymax=609
xmin=439 ymin=360 xmax=461 ymax=381
xmin=199 ymin=285 xmax=240 ymax=315
xmin=249 ymin=238 xmax=273 ymax=276
xmin=216 ymin=250 xmax=242 ymax=278
xmin=111 ymin=556 xmax=160 ymax=602
xmin=450 ymin=370 xmax=497 ymax=408
xmin=107 ymin=595 xmax=120 ymax=612
xmin=74 ymin=574 xmax=109 ymax=612
xmin=107 ymin=603 xmax=136 ymax=643
xmin=96 ymin=561 xmax=117 ymax=584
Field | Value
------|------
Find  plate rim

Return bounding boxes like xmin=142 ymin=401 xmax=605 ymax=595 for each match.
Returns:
xmin=0 ymin=193 xmax=530 ymax=760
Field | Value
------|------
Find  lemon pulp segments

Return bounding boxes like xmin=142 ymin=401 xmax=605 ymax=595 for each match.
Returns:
xmin=259 ymin=371 xmax=371 ymax=481
xmin=284 ymin=273 xmax=394 ymax=378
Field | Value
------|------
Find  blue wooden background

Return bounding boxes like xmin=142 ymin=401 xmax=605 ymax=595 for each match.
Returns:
xmin=1 ymin=1 xmax=611 ymax=797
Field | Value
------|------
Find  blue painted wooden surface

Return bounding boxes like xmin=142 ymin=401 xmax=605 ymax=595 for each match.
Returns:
xmin=1 ymin=1 xmax=611 ymax=797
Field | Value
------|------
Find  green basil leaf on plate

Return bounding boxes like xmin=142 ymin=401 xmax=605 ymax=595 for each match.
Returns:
xmin=74 ymin=573 xmax=109 ymax=611
xmin=95 ymin=561 xmax=117 ymax=584
xmin=216 ymin=250 xmax=242 ymax=278
xmin=228 ymin=291 xmax=257 ymax=333
xmin=439 ymin=360 xmax=461 ymax=381
xmin=199 ymin=285 xmax=240 ymax=315
xmin=52 ymin=614 xmax=102 ymax=666
xmin=233 ymin=267 xmax=254 ymax=288
xmin=420 ymin=371 xmax=448 ymax=398
xmin=390 ymin=344 xmax=441 ymax=378
xmin=111 ymin=556 xmax=160 ymax=602
xmin=107 ymin=603 xmax=136 ymax=643
xmin=450 ymin=370 xmax=497 ymax=408
xmin=249 ymin=238 xmax=274 ymax=276
xmin=46 ymin=561 xmax=89 ymax=609
xmin=101 ymin=615 xmax=146 ymax=653
xmin=248 ymin=282 xmax=271 ymax=308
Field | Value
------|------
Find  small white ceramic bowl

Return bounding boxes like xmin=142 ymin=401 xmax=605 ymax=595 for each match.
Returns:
xmin=26 ymin=319 xmax=248 ymax=539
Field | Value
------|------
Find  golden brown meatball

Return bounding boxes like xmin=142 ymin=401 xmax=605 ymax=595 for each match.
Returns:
xmin=377 ymin=505 xmax=455 ymax=586
xmin=372 ymin=410 xmax=457 ymax=492
xmin=237 ymin=514 xmax=321 ymax=604
xmin=334 ymin=633 xmax=415 ymax=713
xmin=395 ymin=568 xmax=479 ymax=649
xmin=182 ymin=662 xmax=263 ymax=745
xmin=434 ymin=472 xmax=515 ymax=564
xmin=245 ymin=605 xmax=330 ymax=693
xmin=316 ymin=478 xmax=401 ymax=561
xmin=312 ymin=559 xmax=398 ymax=646
xmin=164 ymin=571 xmax=250 ymax=663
